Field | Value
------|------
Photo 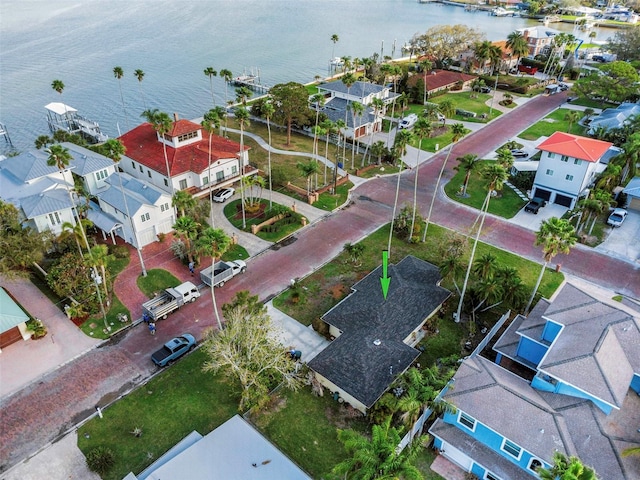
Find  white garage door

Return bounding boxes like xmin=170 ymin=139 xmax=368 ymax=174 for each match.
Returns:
xmin=442 ymin=441 xmax=473 ymax=472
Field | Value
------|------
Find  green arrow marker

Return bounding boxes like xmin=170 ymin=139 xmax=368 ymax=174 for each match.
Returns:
xmin=380 ymin=250 xmax=391 ymax=300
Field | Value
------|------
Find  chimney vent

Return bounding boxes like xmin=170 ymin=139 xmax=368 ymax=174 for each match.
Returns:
xmin=173 ymin=113 xmax=179 ymax=121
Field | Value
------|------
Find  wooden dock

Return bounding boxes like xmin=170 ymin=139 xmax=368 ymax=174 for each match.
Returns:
xmin=231 ymin=68 xmax=270 ymax=93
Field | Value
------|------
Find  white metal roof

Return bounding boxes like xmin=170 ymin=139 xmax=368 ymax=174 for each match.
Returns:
xmin=44 ymin=102 xmax=77 ymax=115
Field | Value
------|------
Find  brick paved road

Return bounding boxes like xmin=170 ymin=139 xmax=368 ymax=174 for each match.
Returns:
xmin=2 ymin=91 xmax=639 ymax=472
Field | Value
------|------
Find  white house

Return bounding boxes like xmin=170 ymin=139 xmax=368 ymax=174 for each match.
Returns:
xmin=0 ymin=150 xmax=76 ymax=235
xmin=61 ymin=142 xmax=117 ymax=195
xmin=118 ymin=115 xmax=251 ymax=196
xmin=531 ymin=132 xmax=613 ymax=208
xmin=92 ymin=173 xmax=175 ymax=247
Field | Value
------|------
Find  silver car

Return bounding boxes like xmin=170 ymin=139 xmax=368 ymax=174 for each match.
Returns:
xmin=607 ymin=208 xmax=628 ymax=227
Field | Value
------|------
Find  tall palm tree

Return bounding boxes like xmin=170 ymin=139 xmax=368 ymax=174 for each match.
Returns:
xmin=565 ymin=110 xmax=582 ymax=133
xmin=455 ymin=164 xmax=508 ymax=322
xmin=204 ymin=67 xmax=217 ymax=107
xmin=538 ymin=451 xmax=597 ymax=480
xmin=297 ymin=160 xmax=319 ymax=195
xmin=141 ymin=109 xmax=174 ymax=195
xmin=320 ymin=119 xmax=335 ymax=184
xmin=348 ymin=101 xmax=364 ymax=169
xmin=134 ymin=69 xmax=147 ymax=110
xmin=423 ymin=123 xmax=466 ymax=242
xmin=473 ymin=40 xmax=493 ymax=73
xmin=235 ymin=106 xmax=250 ymax=228
xmin=103 ymin=138 xmax=147 ymax=276
xmin=496 ymin=147 xmax=515 ymax=170
xmin=235 ymin=86 xmax=252 ymax=106
xmin=51 ymin=79 xmax=68 ymax=128
xmin=311 ymin=93 xmax=325 ymax=158
xmin=330 ymin=33 xmax=339 ymax=59
xmin=387 ymin=128 xmax=413 ymax=256
xmin=88 ymin=244 xmax=111 ymax=302
xmin=341 ymin=72 xmax=357 ymax=158
xmin=218 ymin=69 xmax=233 ymax=109
xmin=173 ymin=215 xmax=199 ymax=263
xmin=202 ymin=109 xmax=221 ymax=225
xmin=525 ymin=217 xmax=576 ymax=314
xmin=408 ymin=117 xmax=432 ymax=242
xmin=172 ymin=188 xmax=196 ymax=218
xmin=619 ymin=131 xmax=640 ymax=181
xmin=195 ymin=227 xmax=231 ymax=330
xmin=113 ymin=66 xmax=129 ymax=130
xmin=34 ymin=135 xmax=53 ymax=150
xmin=506 ymin=30 xmax=529 ymax=67
xmin=454 ymin=153 xmax=480 ymax=197
xmin=260 ymin=100 xmax=275 ymax=209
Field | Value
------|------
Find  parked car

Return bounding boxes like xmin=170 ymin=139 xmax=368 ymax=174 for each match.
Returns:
xmin=524 ymin=197 xmax=547 ymax=214
xmin=607 ymin=208 xmax=628 ymax=227
xmin=479 ymin=86 xmax=491 ymax=93
xmin=510 ymin=149 xmax=528 ymax=158
xmin=592 ymin=55 xmax=606 ymax=62
xmin=151 ymin=334 xmax=196 ymax=367
xmin=213 ymin=187 xmax=235 ymax=203
xmin=558 ymin=83 xmax=569 ymax=91
xmin=398 ymin=113 xmax=418 ymax=130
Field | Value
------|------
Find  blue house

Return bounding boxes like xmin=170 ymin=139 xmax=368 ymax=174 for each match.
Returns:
xmin=429 ymin=284 xmax=640 ymax=479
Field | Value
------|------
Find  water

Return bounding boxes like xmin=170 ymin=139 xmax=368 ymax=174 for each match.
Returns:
xmin=0 ymin=0 xmax=600 ymax=153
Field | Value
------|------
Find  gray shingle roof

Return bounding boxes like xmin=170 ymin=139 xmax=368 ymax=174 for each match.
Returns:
xmin=308 ymin=256 xmax=450 ymax=408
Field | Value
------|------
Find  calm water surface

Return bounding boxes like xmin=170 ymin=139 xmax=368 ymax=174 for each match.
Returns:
xmin=0 ymin=0 xmax=601 ymax=153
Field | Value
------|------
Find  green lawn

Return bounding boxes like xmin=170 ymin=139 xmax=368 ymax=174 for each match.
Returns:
xmin=79 ymin=294 xmax=130 ymax=339
xmin=137 ymin=269 xmax=180 ymax=298
xmin=426 ymin=92 xmax=502 ymax=123
xmin=313 ymin=181 xmax=353 ymax=211
xmin=518 ymin=108 xmax=587 ymax=140
xmin=222 ymin=199 xmax=306 ymax=241
xmin=222 ymin=243 xmax=249 ymax=261
xmin=77 ymin=349 xmax=241 ymax=480
xmin=251 ymin=386 xmax=369 ymax=479
xmin=443 ymin=160 xmax=527 ymax=219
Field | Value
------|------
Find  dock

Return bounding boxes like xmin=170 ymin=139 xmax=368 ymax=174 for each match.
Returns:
xmin=45 ymin=102 xmax=108 ymax=144
xmin=231 ymin=68 xmax=270 ymax=93
xmin=0 ymin=122 xmax=12 ymax=146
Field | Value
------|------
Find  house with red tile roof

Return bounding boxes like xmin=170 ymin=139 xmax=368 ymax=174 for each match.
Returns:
xmin=531 ymin=132 xmax=614 ymax=208
xmin=119 ymin=115 xmax=250 ymax=195
xmin=407 ymin=70 xmax=476 ymax=97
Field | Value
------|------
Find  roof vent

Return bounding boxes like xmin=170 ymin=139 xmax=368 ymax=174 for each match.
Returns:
xmin=373 ymin=339 xmax=381 ymax=346
xmin=173 ymin=113 xmax=179 ymax=121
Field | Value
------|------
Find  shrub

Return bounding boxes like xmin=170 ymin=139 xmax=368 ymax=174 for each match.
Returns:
xmin=26 ymin=319 xmax=47 ymax=339
xmin=85 ymin=446 xmax=115 ymax=475
xmin=108 ymin=244 xmax=129 ymax=259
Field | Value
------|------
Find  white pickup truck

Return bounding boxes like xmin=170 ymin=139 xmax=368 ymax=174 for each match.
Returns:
xmin=142 ymin=281 xmax=200 ymax=320
xmin=200 ymin=260 xmax=247 ymax=287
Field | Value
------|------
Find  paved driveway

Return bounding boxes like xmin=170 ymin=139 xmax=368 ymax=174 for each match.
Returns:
xmin=596 ymin=209 xmax=640 ymax=264
xmin=509 ymin=203 xmax=569 ymax=232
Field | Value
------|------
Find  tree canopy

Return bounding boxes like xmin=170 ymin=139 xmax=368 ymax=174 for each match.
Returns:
xmin=606 ymin=27 xmax=640 ymax=62
xmin=411 ymin=25 xmax=484 ymax=68
xmin=573 ymin=61 xmax=640 ymax=105
xmin=269 ymin=82 xmax=313 ymax=146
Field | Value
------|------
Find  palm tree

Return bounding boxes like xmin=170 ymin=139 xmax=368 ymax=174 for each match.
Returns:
xmin=341 ymin=73 xmax=357 ymax=159
xmin=423 ymin=123 xmax=467 ymax=242
xmin=218 ymin=69 xmax=233 ymax=107
xmin=241 ymin=175 xmax=265 ymax=211
xmin=438 ymin=99 xmax=455 ymax=120
xmin=204 ymin=67 xmax=217 ymax=107
xmin=348 ymin=101 xmax=364 ymax=169
xmin=311 ymin=93 xmax=325 ymax=158
xmin=60 ymin=220 xmax=87 ymax=258
xmin=235 ymin=106 xmax=250 ymax=228
xmin=455 ymin=164 xmax=508 ymax=323
xmin=259 ymin=100 xmax=275 ymax=209
xmin=565 ymin=110 xmax=581 ymax=133
xmin=409 ymin=117 xmax=432 ymax=242
xmin=173 ymin=215 xmax=199 ymax=263
xmin=619 ymin=131 xmax=640 ymax=182
xmin=34 ymin=135 xmax=53 ymax=150
xmin=134 ymin=69 xmax=147 ymax=110
xmin=88 ymin=244 xmax=112 ymax=301
xmin=51 ymin=79 xmax=68 ymax=128
xmin=454 ymin=153 xmax=480 ymax=197
xmin=320 ymin=119 xmax=335 ymax=183
xmin=524 ymin=218 xmax=576 ymax=314
xmin=538 ymin=451 xmax=598 ymax=480
xmin=371 ymin=140 xmax=387 ymax=166
xmin=387 ymin=129 xmax=413 ymax=255
xmin=330 ymin=33 xmax=339 ymax=59
xmin=195 ymin=227 xmax=231 ymax=330
xmin=473 ymin=40 xmax=493 ymax=73
xmin=496 ymin=147 xmax=515 ymax=170
xmin=103 ymin=138 xmax=147 ymax=276
xmin=506 ymin=31 xmax=529 ymax=67
xmin=113 ymin=66 xmax=129 ymax=130
xmin=297 ymin=160 xmax=319 ymax=195
xmin=141 ymin=108 xmax=174 ymax=195
xmin=172 ymin=188 xmax=196 ymax=218
xmin=235 ymin=86 xmax=252 ymax=106
xmin=202 ymin=109 xmax=221 ymax=224
xmin=332 ymin=416 xmax=426 ymax=480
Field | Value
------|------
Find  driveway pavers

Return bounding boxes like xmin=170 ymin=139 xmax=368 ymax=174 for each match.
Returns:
xmin=2 ymin=90 xmax=640 ymax=477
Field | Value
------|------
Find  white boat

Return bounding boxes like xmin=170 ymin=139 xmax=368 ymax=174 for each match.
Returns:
xmin=490 ymin=7 xmax=516 ymax=17
xmin=329 ymin=57 xmax=344 ymax=67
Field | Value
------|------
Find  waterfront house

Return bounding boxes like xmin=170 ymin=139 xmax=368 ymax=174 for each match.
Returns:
xmin=406 ymin=69 xmax=476 ymax=97
xmin=118 ymin=115 xmax=251 ymax=196
xmin=308 ymin=256 xmax=450 ymax=413
xmin=92 ymin=172 xmax=174 ymax=247
xmin=0 ymin=150 xmax=76 ymax=235
xmin=456 ymin=41 xmax=518 ymax=74
xmin=530 ymin=132 xmax=613 ymax=208
xmin=429 ymin=283 xmax=640 ymax=480
xmin=60 ymin=142 xmax=117 ymax=195
xmin=516 ymin=25 xmax=560 ymax=58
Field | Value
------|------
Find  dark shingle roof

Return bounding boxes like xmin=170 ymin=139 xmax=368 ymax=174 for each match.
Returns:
xmin=308 ymin=256 xmax=450 ymax=408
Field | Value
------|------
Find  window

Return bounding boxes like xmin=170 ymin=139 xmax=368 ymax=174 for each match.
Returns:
xmin=546 ymin=169 xmax=554 ymax=176
xmin=565 ymin=174 xmax=574 ymax=181
xmin=140 ymin=213 xmax=150 ymax=222
xmin=459 ymin=412 xmax=476 ymax=431
xmin=95 ymin=169 xmax=107 ymax=181
xmin=231 ymin=165 xmax=238 ymax=175
xmin=216 ymin=171 xmax=225 ymax=182
xmin=160 ymin=203 xmax=170 ymax=212
xmin=179 ymin=179 xmax=188 ymax=190
xmin=148 ymin=170 xmax=152 ymax=178
xmin=574 ymin=159 xmax=581 ymax=165
xmin=164 ymin=178 xmax=169 ymax=186
xmin=139 ymin=165 xmax=143 ymax=173
xmin=202 ymin=176 xmax=209 ymax=185
xmin=548 ymin=153 xmax=555 ymax=159
xmin=485 ymin=472 xmax=501 ymax=480
xmin=131 ymin=161 xmax=135 ymax=169
xmin=49 ymin=212 xmax=61 ymax=225
xmin=528 ymin=458 xmax=543 ymax=472
xmin=501 ymin=439 xmax=522 ymax=459
xmin=177 ymin=131 xmax=198 ymax=142
xmin=560 ymin=155 xmax=568 ymax=162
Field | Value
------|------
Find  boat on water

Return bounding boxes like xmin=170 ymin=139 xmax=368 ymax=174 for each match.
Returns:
xmin=329 ymin=57 xmax=344 ymax=67
xmin=540 ymin=14 xmax=561 ymax=24
xmin=490 ymin=7 xmax=517 ymax=17
xmin=45 ymin=102 xmax=107 ymax=144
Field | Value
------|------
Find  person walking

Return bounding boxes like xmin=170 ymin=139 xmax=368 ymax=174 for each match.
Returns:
xmin=188 ymin=261 xmax=195 ymax=276
xmin=148 ymin=322 xmax=156 ymax=335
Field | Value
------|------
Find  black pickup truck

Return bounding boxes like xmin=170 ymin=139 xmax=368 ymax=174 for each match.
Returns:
xmin=524 ymin=197 xmax=547 ymax=214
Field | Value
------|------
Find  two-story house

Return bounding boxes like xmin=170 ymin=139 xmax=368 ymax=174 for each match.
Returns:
xmin=118 ymin=115 xmax=251 ymax=195
xmin=315 ymin=80 xmax=394 ymax=140
xmin=531 ymin=132 xmax=613 ymax=208
xmin=0 ymin=150 xmax=76 ymax=235
xmin=429 ymin=284 xmax=640 ymax=480
xmin=516 ymin=26 xmax=560 ymax=58
xmin=308 ymin=256 xmax=450 ymax=413
xmin=61 ymin=142 xmax=117 ymax=195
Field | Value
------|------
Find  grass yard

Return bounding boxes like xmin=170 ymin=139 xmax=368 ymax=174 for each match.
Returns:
xmin=425 ymin=92 xmax=502 ymax=123
xmin=137 ymin=269 xmax=180 ymax=298
xmin=79 ymin=294 xmax=130 ymax=339
xmin=443 ymin=160 xmax=527 ymax=219
xmin=77 ymin=349 xmax=241 ymax=480
xmin=251 ymin=386 xmax=369 ymax=479
xmin=518 ymin=108 xmax=587 ymax=140
xmin=222 ymin=243 xmax=249 ymax=261
xmin=222 ymin=199 xmax=307 ymax=241
xmin=313 ymin=181 xmax=353 ymax=211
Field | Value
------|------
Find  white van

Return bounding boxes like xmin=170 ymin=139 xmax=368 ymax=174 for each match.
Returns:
xmin=398 ymin=113 xmax=418 ymax=130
